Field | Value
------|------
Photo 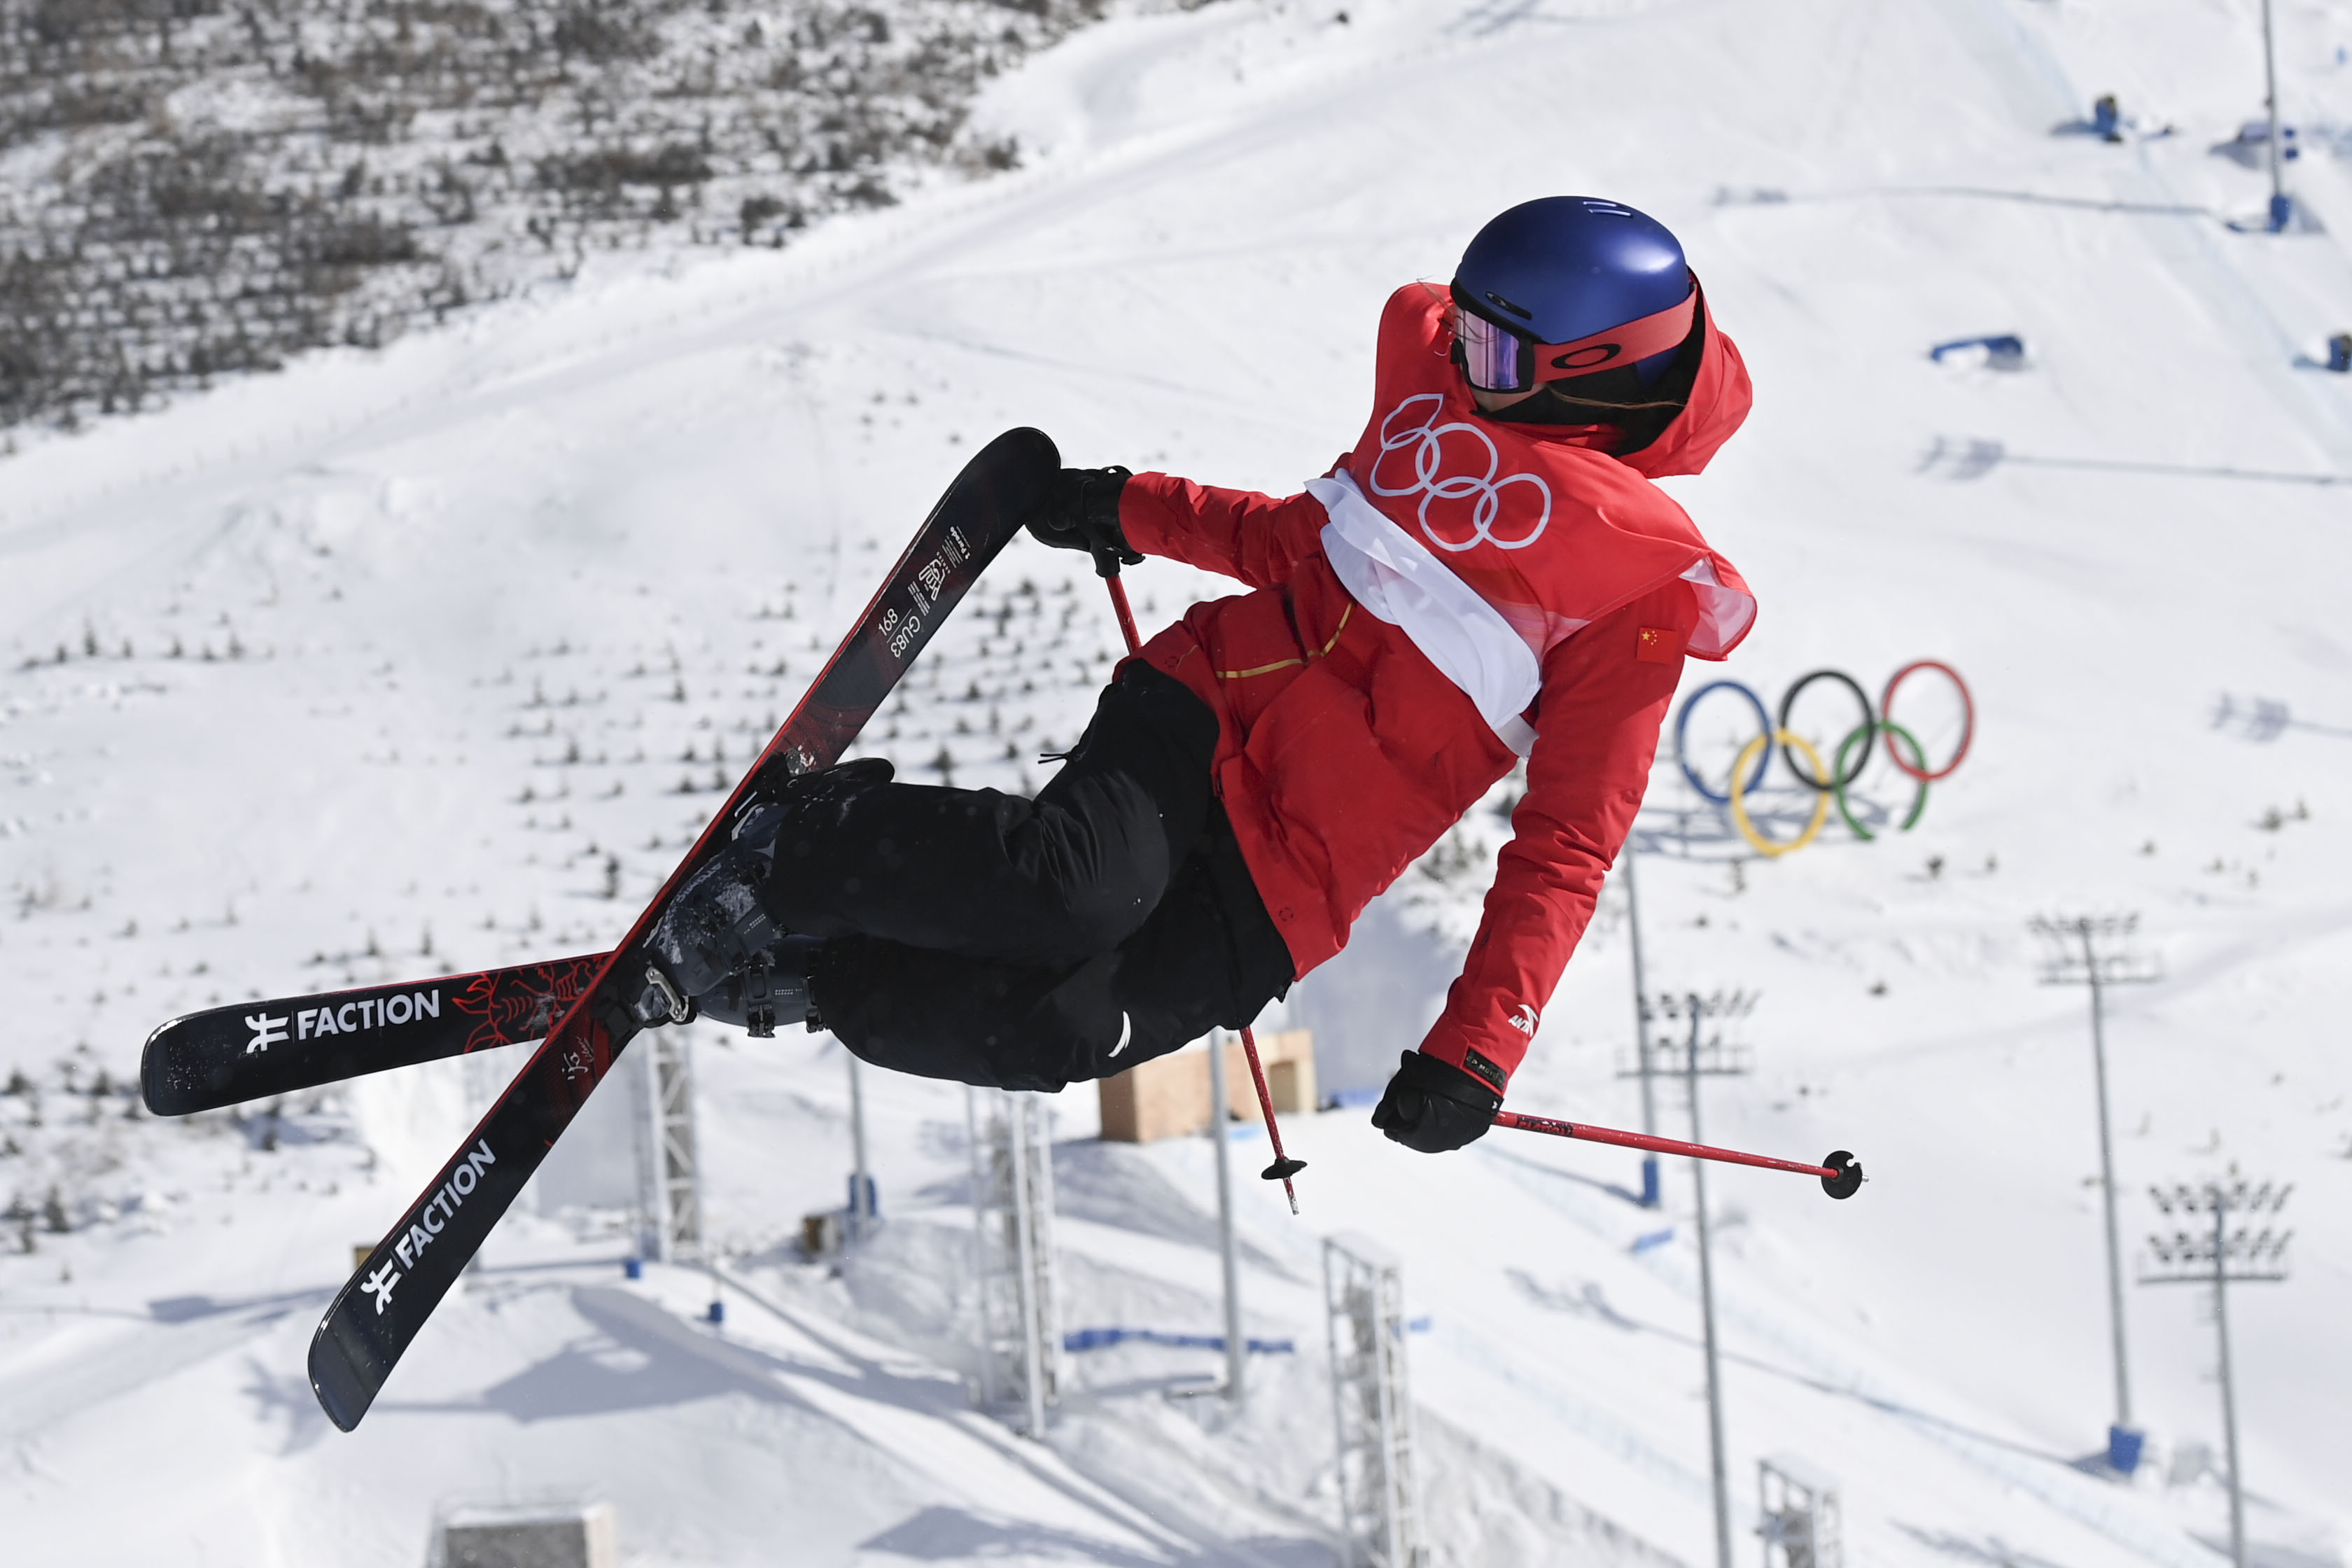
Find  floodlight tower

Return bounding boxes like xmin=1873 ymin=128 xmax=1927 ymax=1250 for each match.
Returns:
xmin=2140 ymin=1176 xmax=2292 ymax=1568
xmin=2031 ymin=913 xmax=2161 ymax=1472
xmin=1653 ymin=989 xmax=1757 ymax=1568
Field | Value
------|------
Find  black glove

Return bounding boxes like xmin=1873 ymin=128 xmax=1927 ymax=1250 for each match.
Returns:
xmin=1024 ymin=465 xmax=1140 ymax=575
xmin=1371 ymin=1050 xmax=1502 ymax=1154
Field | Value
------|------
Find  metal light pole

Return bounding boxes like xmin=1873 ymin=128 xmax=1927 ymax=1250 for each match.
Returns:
xmin=2260 ymin=0 xmax=2292 ymax=230
xmin=1688 ymin=1012 xmax=1732 ymax=1568
xmin=965 ymin=1086 xmax=995 ymax=1410
xmin=1655 ymin=990 xmax=1755 ymax=1568
xmin=1621 ymin=850 xmax=1662 ymax=1207
xmin=1207 ymin=1032 xmax=1247 ymax=1404
xmin=2083 ymin=926 xmax=2129 ymax=1438
xmin=2142 ymin=1177 xmax=2292 ymax=1568
xmin=1009 ymin=1098 xmax=1048 ymax=1439
xmin=2212 ymin=1200 xmax=2246 ymax=1568
xmin=846 ymin=1051 xmax=874 ymax=1242
xmin=2031 ymin=913 xmax=2160 ymax=1471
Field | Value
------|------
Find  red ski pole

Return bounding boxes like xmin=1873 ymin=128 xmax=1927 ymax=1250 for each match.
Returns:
xmin=1493 ymin=1110 xmax=1865 ymax=1200
xmin=1101 ymin=567 xmax=1306 ymax=1214
xmin=1236 ymin=1023 xmax=1307 ymax=1214
xmin=1102 ymin=565 xmax=1142 ymax=658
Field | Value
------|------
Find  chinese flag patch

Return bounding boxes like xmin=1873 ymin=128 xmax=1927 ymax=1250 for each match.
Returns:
xmin=1636 ymin=626 xmax=1679 ymax=664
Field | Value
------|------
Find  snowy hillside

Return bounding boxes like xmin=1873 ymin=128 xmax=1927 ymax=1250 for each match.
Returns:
xmin=0 ymin=0 xmax=1098 ymax=431
xmin=4 ymin=0 xmax=2351 ymax=1564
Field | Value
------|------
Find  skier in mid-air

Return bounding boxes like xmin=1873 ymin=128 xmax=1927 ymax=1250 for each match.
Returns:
xmin=650 ymin=195 xmax=1756 ymax=1154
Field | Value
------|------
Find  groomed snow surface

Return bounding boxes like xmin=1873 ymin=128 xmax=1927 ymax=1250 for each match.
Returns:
xmin=4 ymin=0 xmax=2351 ymax=1563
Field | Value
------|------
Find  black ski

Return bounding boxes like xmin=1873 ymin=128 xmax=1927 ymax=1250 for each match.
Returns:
xmin=140 ymin=953 xmax=607 ymax=1116
xmin=307 ymin=427 xmax=1058 ymax=1431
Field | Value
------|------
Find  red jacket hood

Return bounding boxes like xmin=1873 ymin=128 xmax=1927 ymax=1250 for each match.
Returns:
xmin=1611 ymin=280 xmax=1752 ymax=480
xmin=1332 ymin=286 xmax=1757 ymax=661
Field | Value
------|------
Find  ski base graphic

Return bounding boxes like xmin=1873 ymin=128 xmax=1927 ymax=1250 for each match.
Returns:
xmin=140 ymin=955 xmax=606 ymax=1116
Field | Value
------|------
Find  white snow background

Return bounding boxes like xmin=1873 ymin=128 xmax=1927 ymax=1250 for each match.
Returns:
xmin=4 ymin=0 xmax=2351 ymax=1563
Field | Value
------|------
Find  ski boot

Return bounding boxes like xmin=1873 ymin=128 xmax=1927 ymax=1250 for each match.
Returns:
xmin=631 ymin=758 xmax=890 ymax=1035
xmin=694 ymin=934 xmax=823 ymax=1037
xmin=740 ymin=753 xmax=895 ymax=825
xmin=636 ymin=844 xmax=786 ymax=1032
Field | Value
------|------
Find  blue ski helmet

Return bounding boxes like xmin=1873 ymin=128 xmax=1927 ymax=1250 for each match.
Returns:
xmin=1452 ymin=197 xmax=1697 ymax=392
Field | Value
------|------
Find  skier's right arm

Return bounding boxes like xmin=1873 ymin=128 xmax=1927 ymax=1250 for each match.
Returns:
xmin=1116 ymin=472 xmax=1336 ymax=589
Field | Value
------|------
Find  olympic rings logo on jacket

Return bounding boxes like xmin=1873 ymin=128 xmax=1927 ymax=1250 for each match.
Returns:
xmin=1673 ymin=662 xmax=1974 ymax=858
xmin=1366 ymin=393 xmax=1553 ymax=553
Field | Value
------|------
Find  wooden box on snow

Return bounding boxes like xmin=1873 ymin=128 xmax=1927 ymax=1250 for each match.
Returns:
xmin=1098 ymin=1029 xmax=1316 ymax=1143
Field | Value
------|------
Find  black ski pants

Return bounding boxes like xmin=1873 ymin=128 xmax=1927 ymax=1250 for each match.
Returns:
xmin=778 ymin=662 xmax=1296 ymax=1091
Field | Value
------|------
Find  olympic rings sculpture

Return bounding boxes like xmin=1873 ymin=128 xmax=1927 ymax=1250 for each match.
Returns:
xmin=1673 ymin=662 xmax=1974 ymax=858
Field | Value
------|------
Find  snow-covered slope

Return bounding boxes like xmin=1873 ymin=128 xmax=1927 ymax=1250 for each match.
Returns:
xmin=4 ymin=0 xmax=2350 ymax=1564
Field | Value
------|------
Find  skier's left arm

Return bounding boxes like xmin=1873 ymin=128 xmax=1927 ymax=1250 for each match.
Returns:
xmin=1379 ymin=580 xmax=1698 ymax=1148
xmin=1116 ymin=473 xmax=1336 ymax=589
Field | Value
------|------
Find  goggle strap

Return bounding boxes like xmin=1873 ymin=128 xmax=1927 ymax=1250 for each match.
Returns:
xmin=1528 ymin=280 xmax=1700 ymax=382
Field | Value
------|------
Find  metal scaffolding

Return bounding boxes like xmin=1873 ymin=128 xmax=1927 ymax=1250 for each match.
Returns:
xmin=968 ymin=1088 xmax=1062 ymax=1438
xmin=1758 ymin=1456 xmax=1842 ymax=1568
xmin=1326 ymin=1233 xmax=1422 ymax=1568
xmin=640 ymin=1030 xmax=701 ymax=1262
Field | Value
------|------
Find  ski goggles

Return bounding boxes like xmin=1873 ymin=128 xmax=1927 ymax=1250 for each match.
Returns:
xmin=1450 ymin=274 xmax=1701 ymax=393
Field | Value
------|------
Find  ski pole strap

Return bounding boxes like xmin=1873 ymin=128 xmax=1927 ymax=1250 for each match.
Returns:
xmin=1492 ymin=1111 xmax=1865 ymax=1199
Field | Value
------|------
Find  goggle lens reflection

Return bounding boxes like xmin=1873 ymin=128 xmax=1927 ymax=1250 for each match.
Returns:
xmin=1455 ymin=309 xmax=1526 ymax=392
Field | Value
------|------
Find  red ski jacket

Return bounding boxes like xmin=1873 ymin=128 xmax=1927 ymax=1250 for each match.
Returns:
xmin=1125 ymin=282 xmax=1755 ymax=1092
